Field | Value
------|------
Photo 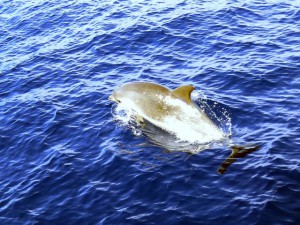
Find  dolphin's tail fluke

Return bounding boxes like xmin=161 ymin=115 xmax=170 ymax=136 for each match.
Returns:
xmin=217 ymin=144 xmax=260 ymax=174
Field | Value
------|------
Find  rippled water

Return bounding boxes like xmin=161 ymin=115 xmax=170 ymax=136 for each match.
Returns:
xmin=1 ymin=0 xmax=300 ymax=224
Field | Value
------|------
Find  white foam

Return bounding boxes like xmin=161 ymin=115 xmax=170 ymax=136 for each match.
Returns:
xmin=113 ymin=95 xmax=228 ymax=144
xmin=151 ymin=96 xmax=224 ymax=143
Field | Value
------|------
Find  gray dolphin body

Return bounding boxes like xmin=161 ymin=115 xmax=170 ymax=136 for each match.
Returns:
xmin=109 ymin=82 xmax=224 ymax=144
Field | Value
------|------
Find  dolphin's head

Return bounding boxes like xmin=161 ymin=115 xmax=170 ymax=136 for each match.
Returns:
xmin=109 ymin=84 xmax=132 ymax=103
xmin=108 ymin=90 xmax=121 ymax=103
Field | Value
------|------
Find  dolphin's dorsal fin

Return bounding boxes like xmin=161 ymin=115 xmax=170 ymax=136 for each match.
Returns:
xmin=171 ymin=85 xmax=195 ymax=105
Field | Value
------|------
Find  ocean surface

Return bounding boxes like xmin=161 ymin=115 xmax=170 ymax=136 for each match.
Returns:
xmin=1 ymin=0 xmax=300 ymax=224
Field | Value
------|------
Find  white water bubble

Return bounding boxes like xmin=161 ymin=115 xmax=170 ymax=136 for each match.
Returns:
xmin=112 ymin=90 xmax=232 ymax=145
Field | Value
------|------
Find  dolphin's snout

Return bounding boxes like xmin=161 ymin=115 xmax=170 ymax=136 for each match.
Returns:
xmin=108 ymin=95 xmax=121 ymax=103
xmin=108 ymin=95 xmax=114 ymax=101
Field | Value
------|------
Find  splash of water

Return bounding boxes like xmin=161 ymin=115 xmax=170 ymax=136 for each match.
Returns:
xmin=191 ymin=90 xmax=232 ymax=138
xmin=155 ymin=95 xmax=224 ymax=143
xmin=112 ymin=90 xmax=232 ymax=146
xmin=112 ymin=103 xmax=143 ymax=136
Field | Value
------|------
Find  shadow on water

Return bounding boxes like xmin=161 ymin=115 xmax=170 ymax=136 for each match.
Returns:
xmin=136 ymin=119 xmax=260 ymax=174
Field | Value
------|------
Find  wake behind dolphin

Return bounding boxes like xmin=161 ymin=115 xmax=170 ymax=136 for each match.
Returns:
xmin=109 ymin=82 xmax=226 ymax=144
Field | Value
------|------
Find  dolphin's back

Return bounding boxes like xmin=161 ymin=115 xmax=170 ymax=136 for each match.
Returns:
xmin=118 ymin=82 xmax=170 ymax=96
xmin=115 ymin=82 xmax=175 ymax=121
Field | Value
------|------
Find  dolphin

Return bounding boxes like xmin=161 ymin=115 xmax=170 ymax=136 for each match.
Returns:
xmin=109 ymin=82 xmax=225 ymax=144
xmin=109 ymin=81 xmax=261 ymax=174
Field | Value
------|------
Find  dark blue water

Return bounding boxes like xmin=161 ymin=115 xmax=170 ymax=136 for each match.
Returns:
xmin=1 ymin=0 xmax=300 ymax=224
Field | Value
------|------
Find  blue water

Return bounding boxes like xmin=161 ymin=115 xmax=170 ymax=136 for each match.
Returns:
xmin=1 ymin=0 xmax=300 ymax=224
